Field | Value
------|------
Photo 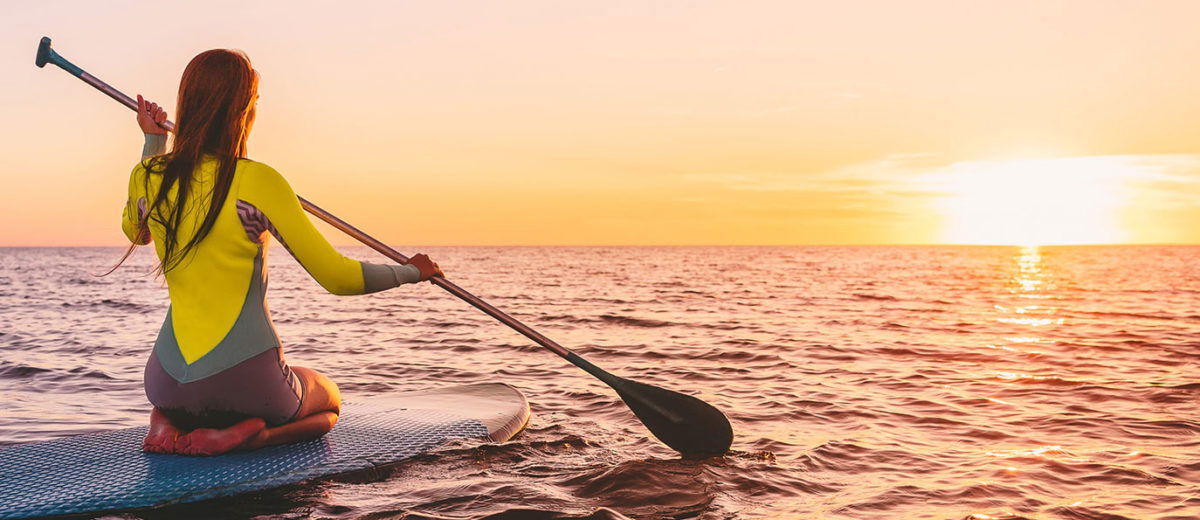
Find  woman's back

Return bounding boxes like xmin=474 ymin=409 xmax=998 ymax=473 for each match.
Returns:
xmin=125 ymin=156 xmax=419 ymax=383
xmin=129 ymin=157 xmax=261 ymax=372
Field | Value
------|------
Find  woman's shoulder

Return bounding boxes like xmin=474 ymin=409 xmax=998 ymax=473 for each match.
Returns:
xmin=128 ymin=156 xmax=160 ymax=185
xmin=236 ymin=158 xmax=295 ymax=194
xmin=237 ymin=158 xmax=283 ymax=178
xmin=131 ymin=154 xmax=175 ymax=180
xmin=133 ymin=155 xmax=164 ymax=173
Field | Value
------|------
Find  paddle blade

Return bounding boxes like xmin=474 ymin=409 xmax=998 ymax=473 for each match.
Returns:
xmin=611 ymin=377 xmax=733 ymax=457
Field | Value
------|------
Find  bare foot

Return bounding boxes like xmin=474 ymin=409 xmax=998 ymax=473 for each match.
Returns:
xmin=239 ymin=427 xmax=271 ymax=452
xmin=237 ymin=411 xmax=339 ymax=452
xmin=142 ymin=408 xmax=183 ymax=454
xmin=174 ymin=417 xmax=267 ymax=456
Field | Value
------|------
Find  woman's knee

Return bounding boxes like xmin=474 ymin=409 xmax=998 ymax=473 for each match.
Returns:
xmin=292 ymin=366 xmax=341 ymax=417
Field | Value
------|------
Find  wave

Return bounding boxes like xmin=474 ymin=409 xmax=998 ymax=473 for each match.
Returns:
xmin=852 ymin=293 xmax=898 ymax=301
xmin=1071 ymin=309 xmax=1200 ymax=322
xmin=0 ymin=362 xmax=52 ymax=379
xmin=404 ymin=508 xmax=635 ymax=520
xmin=0 ymin=361 xmax=116 ymax=381
xmin=598 ymin=314 xmax=674 ymax=328
xmin=58 ymin=298 xmax=155 ymax=313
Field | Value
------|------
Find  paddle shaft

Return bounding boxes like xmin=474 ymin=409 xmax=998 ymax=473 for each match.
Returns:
xmin=40 ymin=41 xmax=577 ymax=360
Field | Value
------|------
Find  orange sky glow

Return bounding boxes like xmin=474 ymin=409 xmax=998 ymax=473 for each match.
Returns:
xmin=2 ymin=1 xmax=1199 ymax=246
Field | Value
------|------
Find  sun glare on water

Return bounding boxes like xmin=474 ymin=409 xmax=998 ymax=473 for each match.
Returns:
xmin=934 ymin=157 xmax=1136 ymax=246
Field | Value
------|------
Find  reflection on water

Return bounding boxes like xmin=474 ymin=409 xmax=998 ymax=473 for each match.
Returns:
xmin=1014 ymin=245 xmax=1045 ymax=293
xmin=983 ymin=246 xmax=1065 ymax=519
xmin=1 ymin=246 xmax=1198 ymax=519
xmin=997 ymin=246 xmax=1064 ymax=326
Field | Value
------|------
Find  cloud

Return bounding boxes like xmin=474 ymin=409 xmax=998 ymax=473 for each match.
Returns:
xmin=682 ymin=153 xmax=950 ymax=195
xmin=683 ymin=153 xmax=1200 ymax=244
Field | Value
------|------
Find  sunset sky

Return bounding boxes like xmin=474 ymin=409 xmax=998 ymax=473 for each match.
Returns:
xmin=2 ymin=1 xmax=1199 ymax=246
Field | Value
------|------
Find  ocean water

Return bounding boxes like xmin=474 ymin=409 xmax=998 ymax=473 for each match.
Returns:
xmin=1 ymin=245 xmax=1198 ymax=520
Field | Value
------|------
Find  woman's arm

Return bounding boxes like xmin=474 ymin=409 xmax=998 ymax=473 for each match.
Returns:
xmin=122 ymin=95 xmax=168 ymax=243
xmin=238 ymin=163 xmax=434 ymax=295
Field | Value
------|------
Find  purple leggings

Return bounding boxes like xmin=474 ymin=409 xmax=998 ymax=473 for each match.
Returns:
xmin=144 ymin=347 xmax=304 ymax=430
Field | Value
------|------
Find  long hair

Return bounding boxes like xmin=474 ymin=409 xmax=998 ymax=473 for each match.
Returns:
xmin=128 ymin=49 xmax=258 ymax=274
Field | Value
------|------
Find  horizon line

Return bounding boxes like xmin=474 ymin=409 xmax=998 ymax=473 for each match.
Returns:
xmin=2 ymin=243 xmax=1199 ymax=248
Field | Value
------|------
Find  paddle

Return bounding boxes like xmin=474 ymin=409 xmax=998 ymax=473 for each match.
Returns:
xmin=35 ymin=37 xmax=734 ymax=456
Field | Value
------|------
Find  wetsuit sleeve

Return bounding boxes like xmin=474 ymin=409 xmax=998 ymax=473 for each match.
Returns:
xmin=121 ymin=166 xmax=151 ymax=245
xmin=142 ymin=133 xmax=167 ymax=159
xmin=239 ymin=164 xmax=421 ymax=295
xmin=121 ymin=134 xmax=166 ymax=244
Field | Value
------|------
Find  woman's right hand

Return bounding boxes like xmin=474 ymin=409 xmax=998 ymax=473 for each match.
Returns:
xmin=136 ymin=94 xmax=169 ymax=135
xmin=406 ymin=253 xmax=444 ymax=281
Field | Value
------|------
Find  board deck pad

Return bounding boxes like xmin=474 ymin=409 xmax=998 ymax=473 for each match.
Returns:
xmin=0 ymin=383 xmax=530 ymax=519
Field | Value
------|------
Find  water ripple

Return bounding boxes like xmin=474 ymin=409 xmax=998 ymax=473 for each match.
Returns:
xmin=1 ymin=245 xmax=1198 ymax=518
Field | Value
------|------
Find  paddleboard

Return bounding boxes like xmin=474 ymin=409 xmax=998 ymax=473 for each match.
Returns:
xmin=0 ymin=383 xmax=530 ymax=519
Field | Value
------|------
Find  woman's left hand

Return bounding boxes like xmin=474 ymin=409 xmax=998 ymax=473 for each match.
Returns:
xmin=137 ymin=94 xmax=169 ymax=135
xmin=406 ymin=253 xmax=444 ymax=281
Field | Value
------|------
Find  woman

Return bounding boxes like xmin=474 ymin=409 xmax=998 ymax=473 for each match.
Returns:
xmin=123 ymin=49 xmax=442 ymax=456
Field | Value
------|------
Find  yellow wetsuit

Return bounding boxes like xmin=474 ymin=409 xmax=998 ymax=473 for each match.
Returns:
xmin=125 ymin=136 xmax=419 ymax=426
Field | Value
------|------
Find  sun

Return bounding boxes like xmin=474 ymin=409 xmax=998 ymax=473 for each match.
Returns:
xmin=933 ymin=157 xmax=1136 ymax=245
